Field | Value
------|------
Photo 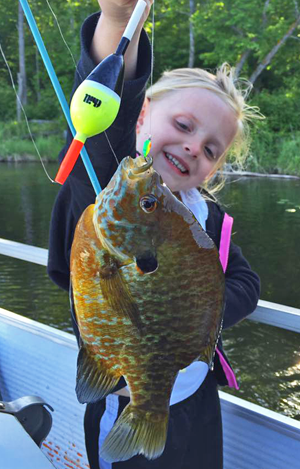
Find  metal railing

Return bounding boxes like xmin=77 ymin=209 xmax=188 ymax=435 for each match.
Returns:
xmin=0 ymin=237 xmax=300 ymax=334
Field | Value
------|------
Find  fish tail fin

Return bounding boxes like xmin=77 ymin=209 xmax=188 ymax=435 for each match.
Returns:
xmin=100 ymin=404 xmax=168 ymax=462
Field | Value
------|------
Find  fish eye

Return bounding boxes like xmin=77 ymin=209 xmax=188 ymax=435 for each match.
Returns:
xmin=139 ymin=195 xmax=158 ymax=213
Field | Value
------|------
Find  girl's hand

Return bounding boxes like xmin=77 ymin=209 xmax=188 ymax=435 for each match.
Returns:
xmin=98 ymin=0 xmax=153 ymax=31
xmin=92 ymin=0 xmax=153 ymax=78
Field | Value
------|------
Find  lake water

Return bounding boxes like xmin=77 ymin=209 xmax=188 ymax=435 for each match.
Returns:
xmin=0 ymin=163 xmax=299 ymax=420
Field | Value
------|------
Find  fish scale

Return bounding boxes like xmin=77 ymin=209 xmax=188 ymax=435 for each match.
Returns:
xmin=70 ymin=155 xmax=225 ymax=463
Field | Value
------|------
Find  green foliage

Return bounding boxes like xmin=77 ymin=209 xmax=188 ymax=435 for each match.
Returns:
xmin=277 ymin=134 xmax=300 ymax=175
xmin=245 ymin=123 xmax=300 ymax=176
xmin=25 ymin=88 xmax=61 ymax=120
xmin=0 ymin=135 xmax=63 ymax=161
xmin=0 ymin=0 xmax=299 ymax=174
xmin=0 ymin=119 xmax=64 ymax=160
xmin=0 ymin=119 xmax=64 ymax=138
xmin=246 ymin=123 xmax=280 ymax=173
xmin=0 ymin=84 xmax=16 ymax=120
xmin=193 ymin=0 xmax=300 ymax=84
xmin=252 ymin=90 xmax=300 ymax=133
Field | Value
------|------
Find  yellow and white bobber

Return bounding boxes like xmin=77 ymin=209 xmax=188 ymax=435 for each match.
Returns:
xmin=55 ymin=0 xmax=147 ymax=185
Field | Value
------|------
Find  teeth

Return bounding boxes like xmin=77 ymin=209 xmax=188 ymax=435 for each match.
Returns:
xmin=165 ymin=153 xmax=188 ymax=173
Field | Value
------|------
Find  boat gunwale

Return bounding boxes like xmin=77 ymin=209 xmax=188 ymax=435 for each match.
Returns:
xmin=0 ymin=307 xmax=77 ymax=350
xmin=1 ymin=238 xmax=300 ymax=333
xmin=219 ymin=391 xmax=300 ymax=440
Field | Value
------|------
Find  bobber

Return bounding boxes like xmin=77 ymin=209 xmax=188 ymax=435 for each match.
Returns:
xmin=55 ymin=0 xmax=147 ymax=184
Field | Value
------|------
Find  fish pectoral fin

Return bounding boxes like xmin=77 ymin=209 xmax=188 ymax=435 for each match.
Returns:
xmin=76 ymin=346 xmax=120 ymax=404
xmin=100 ymin=265 xmax=144 ymax=335
xmin=100 ymin=404 xmax=168 ymax=462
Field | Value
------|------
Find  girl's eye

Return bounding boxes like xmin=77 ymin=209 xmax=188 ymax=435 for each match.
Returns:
xmin=176 ymin=121 xmax=190 ymax=132
xmin=205 ymin=147 xmax=215 ymax=160
xmin=140 ymin=195 xmax=158 ymax=213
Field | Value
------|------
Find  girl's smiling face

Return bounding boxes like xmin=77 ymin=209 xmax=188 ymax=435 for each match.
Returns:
xmin=136 ymin=87 xmax=238 ymax=192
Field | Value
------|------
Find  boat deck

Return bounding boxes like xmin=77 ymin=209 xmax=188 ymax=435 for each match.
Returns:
xmin=0 ymin=307 xmax=300 ymax=469
xmin=1 ymin=238 xmax=300 ymax=468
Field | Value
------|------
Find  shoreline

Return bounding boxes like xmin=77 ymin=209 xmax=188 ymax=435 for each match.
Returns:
xmin=0 ymin=155 xmax=55 ymax=163
xmin=222 ymin=170 xmax=300 ymax=180
xmin=0 ymin=157 xmax=299 ymax=180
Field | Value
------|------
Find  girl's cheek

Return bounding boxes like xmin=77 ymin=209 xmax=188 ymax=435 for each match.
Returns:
xmin=201 ymin=161 xmax=215 ymax=180
xmin=205 ymin=162 xmax=218 ymax=182
xmin=151 ymin=151 xmax=158 ymax=163
xmin=151 ymin=145 xmax=161 ymax=162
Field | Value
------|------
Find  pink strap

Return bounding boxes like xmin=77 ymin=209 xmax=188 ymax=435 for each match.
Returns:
xmin=215 ymin=348 xmax=239 ymax=389
xmin=219 ymin=213 xmax=233 ymax=273
xmin=216 ymin=212 xmax=239 ymax=390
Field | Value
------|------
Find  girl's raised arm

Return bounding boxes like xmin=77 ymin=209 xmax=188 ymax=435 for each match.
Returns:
xmin=91 ymin=0 xmax=153 ymax=80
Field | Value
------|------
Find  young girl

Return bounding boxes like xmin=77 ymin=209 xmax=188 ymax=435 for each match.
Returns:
xmin=48 ymin=1 xmax=261 ymax=468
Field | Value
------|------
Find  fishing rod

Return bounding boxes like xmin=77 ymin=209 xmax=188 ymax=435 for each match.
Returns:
xmin=55 ymin=0 xmax=147 ymax=185
xmin=19 ymin=0 xmax=101 ymax=195
xmin=19 ymin=0 xmax=147 ymax=193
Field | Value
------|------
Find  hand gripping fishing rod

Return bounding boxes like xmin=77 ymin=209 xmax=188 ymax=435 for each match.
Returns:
xmin=55 ymin=0 xmax=147 ymax=185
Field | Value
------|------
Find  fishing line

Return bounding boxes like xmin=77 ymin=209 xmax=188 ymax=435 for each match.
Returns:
xmin=149 ymin=0 xmax=155 ymax=138
xmin=0 ymin=42 xmax=55 ymax=183
xmin=19 ymin=0 xmax=101 ymax=194
xmin=104 ymin=130 xmax=120 ymax=167
xmin=142 ymin=0 xmax=155 ymax=161
xmin=45 ymin=0 xmax=83 ymax=82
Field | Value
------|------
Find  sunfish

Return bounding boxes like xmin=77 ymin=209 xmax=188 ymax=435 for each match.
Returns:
xmin=70 ymin=155 xmax=225 ymax=462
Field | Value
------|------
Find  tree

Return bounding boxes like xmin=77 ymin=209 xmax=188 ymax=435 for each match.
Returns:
xmin=17 ymin=2 xmax=27 ymax=121
xmin=1 ymin=0 xmax=300 ymax=135
xmin=188 ymin=0 xmax=196 ymax=67
xmin=193 ymin=0 xmax=300 ymax=86
xmin=249 ymin=7 xmax=300 ymax=84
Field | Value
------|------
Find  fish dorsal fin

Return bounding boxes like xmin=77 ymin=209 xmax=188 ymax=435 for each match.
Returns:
xmin=76 ymin=345 xmax=120 ymax=403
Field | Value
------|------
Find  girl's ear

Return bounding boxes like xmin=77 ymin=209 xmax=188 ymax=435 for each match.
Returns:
xmin=136 ymin=98 xmax=150 ymax=134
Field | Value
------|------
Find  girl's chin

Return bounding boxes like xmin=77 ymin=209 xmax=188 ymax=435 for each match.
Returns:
xmin=159 ymin=173 xmax=190 ymax=192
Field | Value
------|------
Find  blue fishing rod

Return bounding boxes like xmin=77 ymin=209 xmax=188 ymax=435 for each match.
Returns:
xmin=19 ymin=0 xmax=101 ymax=194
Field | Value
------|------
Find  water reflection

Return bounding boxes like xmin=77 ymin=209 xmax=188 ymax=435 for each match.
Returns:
xmin=220 ymin=176 xmax=300 ymax=309
xmin=223 ymin=321 xmax=300 ymax=420
xmin=0 ymin=163 xmax=299 ymax=420
xmin=0 ymin=256 xmax=72 ymax=332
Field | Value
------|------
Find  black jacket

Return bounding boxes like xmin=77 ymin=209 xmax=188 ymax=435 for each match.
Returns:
xmin=48 ymin=13 xmax=260 ymax=386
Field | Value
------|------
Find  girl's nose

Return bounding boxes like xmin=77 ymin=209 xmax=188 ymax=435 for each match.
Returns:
xmin=184 ymin=140 xmax=201 ymax=158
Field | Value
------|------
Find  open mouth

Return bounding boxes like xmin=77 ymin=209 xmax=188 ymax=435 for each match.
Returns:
xmin=164 ymin=152 xmax=189 ymax=176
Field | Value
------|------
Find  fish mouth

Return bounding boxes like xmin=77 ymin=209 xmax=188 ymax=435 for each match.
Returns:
xmin=135 ymin=253 xmax=158 ymax=274
xmin=128 ymin=156 xmax=153 ymax=178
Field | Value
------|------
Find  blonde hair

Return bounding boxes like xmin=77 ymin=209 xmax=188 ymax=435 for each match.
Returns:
xmin=146 ymin=63 xmax=263 ymax=195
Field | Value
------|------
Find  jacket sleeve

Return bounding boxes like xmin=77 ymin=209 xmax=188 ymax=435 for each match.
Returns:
xmin=223 ymin=240 xmax=260 ymax=329
xmin=205 ymin=199 xmax=260 ymax=330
